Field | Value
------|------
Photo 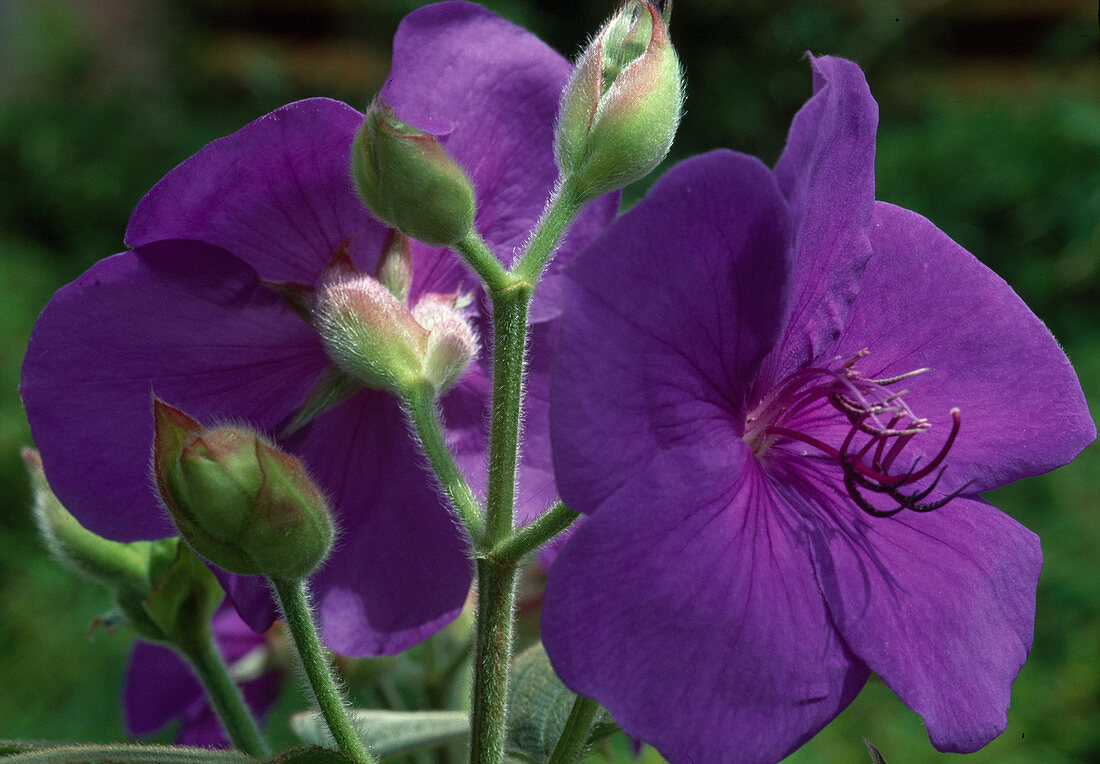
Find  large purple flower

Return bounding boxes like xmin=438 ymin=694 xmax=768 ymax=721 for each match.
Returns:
xmin=543 ymin=56 xmax=1094 ymax=763
xmin=125 ymin=606 xmax=281 ymax=748
xmin=20 ymin=2 xmax=617 ymax=656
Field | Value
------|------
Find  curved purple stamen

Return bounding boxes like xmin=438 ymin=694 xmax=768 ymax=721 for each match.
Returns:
xmin=746 ymin=350 xmax=969 ymax=517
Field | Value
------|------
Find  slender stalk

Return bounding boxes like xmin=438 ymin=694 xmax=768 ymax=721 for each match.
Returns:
xmin=404 ymin=382 xmax=485 ymax=541
xmin=456 ymin=230 xmax=511 ymax=293
xmin=3 ymin=744 xmax=258 ymax=764
xmin=178 ymin=631 xmax=270 ymax=759
xmin=469 ymin=172 xmax=585 ymax=764
xmin=513 ymin=177 xmax=582 ymax=284
xmin=468 ymin=557 xmax=520 ymax=764
xmin=483 ymin=287 xmax=531 ymax=544
xmin=270 ymin=577 xmax=375 ymax=764
xmin=546 ymin=696 xmax=601 ymax=764
xmin=489 ymin=501 xmax=579 ymax=564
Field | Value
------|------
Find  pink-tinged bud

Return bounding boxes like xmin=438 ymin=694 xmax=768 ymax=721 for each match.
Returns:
xmin=555 ymin=0 xmax=683 ymax=202
xmin=412 ymin=293 xmax=480 ymax=392
xmin=316 ymin=273 xmax=429 ymax=395
xmin=153 ymin=399 xmax=334 ymax=581
xmin=352 ymin=97 xmax=476 ymax=246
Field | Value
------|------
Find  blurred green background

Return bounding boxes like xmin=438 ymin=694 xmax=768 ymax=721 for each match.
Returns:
xmin=0 ymin=0 xmax=1096 ymax=761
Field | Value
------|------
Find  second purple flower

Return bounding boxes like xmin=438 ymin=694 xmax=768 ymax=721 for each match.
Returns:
xmin=21 ymin=2 xmax=617 ymax=657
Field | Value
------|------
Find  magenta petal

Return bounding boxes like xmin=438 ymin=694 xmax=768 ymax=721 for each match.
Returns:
xmin=833 ymin=202 xmax=1096 ymax=493
xmin=385 ymin=1 xmax=619 ymax=322
xmin=759 ymin=55 xmax=878 ymax=387
xmin=21 ymin=240 xmax=327 ymax=541
xmin=543 ymin=446 xmax=868 ymax=764
xmin=810 ymin=494 xmax=1041 ymax=752
xmin=283 ymin=389 xmax=472 ymax=657
xmin=552 ymin=151 xmax=791 ymax=514
xmin=126 ymin=98 xmax=390 ymax=283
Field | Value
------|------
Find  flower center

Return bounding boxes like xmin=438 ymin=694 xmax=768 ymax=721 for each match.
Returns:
xmin=744 ymin=349 xmax=969 ymax=517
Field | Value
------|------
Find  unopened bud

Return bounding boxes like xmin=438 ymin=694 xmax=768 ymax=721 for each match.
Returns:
xmin=317 ymin=274 xmax=429 ymax=394
xmin=352 ymin=98 xmax=476 ymax=246
xmin=412 ymin=294 xmax=480 ymax=392
xmin=153 ymin=399 xmax=334 ymax=581
xmin=555 ymin=0 xmax=683 ymax=202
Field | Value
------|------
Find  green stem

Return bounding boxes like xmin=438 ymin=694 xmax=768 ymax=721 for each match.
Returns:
xmin=546 ymin=696 xmax=601 ymax=764
xmin=2 ymin=744 xmax=258 ymax=764
xmin=489 ymin=501 xmax=579 ymax=564
xmin=178 ymin=631 xmax=270 ymax=759
xmin=483 ymin=286 xmax=532 ymax=545
xmin=270 ymin=577 xmax=375 ymax=764
xmin=468 ymin=557 xmax=520 ymax=764
xmin=404 ymin=382 xmax=486 ymax=541
xmin=513 ymin=177 xmax=582 ymax=284
xmin=456 ymin=230 xmax=511 ymax=293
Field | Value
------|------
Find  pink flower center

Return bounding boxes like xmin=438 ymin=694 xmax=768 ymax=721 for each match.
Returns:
xmin=744 ymin=349 xmax=970 ymax=517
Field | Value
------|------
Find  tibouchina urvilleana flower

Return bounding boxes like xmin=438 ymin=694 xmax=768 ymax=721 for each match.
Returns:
xmin=20 ymin=1 xmax=617 ymax=656
xmin=125 ymin=606 xmax=281 ymax=748
xmin=543 ymin=55 xmax=1094 ymax=764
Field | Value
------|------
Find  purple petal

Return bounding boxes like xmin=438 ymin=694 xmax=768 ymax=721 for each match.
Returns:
xmin=809 ymin=493 xmax=1042 ymax=752
xmin=551 ymin=151 xmax=792 ymax=514
xmin=282 ymin=389 xmax=472 ymax=656
xmin=125 ymin=98 xmax=391 ymax=284
xmin=385 ymin=1 xmax=619 ymax=322
xmin=758 ymin=55 xmax=878 ymax=389
xmin=543 ymin=446 xmax=868 ymax=764
xmin=124 ymin=641 xmax=201 ymax=737
xmin=20 ymin=240 xmax=328 ymax=542
xmin=832 ymin=202 xmax=1095 ymax=493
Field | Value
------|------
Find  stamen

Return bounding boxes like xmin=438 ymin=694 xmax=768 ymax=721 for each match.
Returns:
xmin=747 ymin=350 xmax=967 ymax=518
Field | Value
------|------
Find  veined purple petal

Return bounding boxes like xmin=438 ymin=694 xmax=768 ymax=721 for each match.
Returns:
xmin=543 ymin=446 xmax=868 ymax=764
xmin=385 ymin=1 xmax=619 ymax=322
xmin=126 ymin=98 xmax=390 ymax=284
xmin=831 ymin=202 xmax=1096 ymax=493
xmin=20 ymin=240 xmax=327 ymax=542
xmin=552 ymin=151 xmax=792 ymax=514
xmin=758 ymin=55 xmax=877 ymax=390
xmin=809 ymin=491 xmax=1041 ymax=752
xmin=282 ymin=389 xmax=472 ymax=656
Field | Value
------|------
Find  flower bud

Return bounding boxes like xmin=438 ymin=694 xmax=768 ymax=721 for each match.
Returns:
xmin=555 ymin=0 xmax=683 ymax=202
xmin=412 ymin=293 xmax=480 ymax=392
xmin=352 ymin=97 xmax=476 ymax=246
xmin=316 ymin=273 xmax=429 ymax=395
xmin=153 ymin=399 xmax=334 ymax=581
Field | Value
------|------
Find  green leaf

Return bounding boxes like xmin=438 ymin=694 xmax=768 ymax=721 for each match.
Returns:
xmin=506 ymin=643 xmax=617 ymax=763
xmin=290 ymin=709 xmax=469 ymax=757
xmin=864 ymin=738 xmax=890 ymax=764
xmin=268 ymin=746 xmax=356 ymax=764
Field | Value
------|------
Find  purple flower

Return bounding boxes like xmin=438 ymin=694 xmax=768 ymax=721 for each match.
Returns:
xmin=20 ymin=2 xmax=617 ymax=656
xmin=124 ymin=606 xmax=281 ymax=748
xmin=543 ymin=56 xmax=1094 ymax=763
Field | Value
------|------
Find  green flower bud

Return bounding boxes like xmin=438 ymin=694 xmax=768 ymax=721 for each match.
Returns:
xmin=352 ymin=98 xmax=477 ymax=246
xmin=153 ymin=399 xmax=335 ymax=581
xmin=555 ymin=0 xmax=684 ymax=202
xmin=316 ymin=250 xmax=479 ymax=398
xmin=317 ymin=271 xmax=430 ymax=395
